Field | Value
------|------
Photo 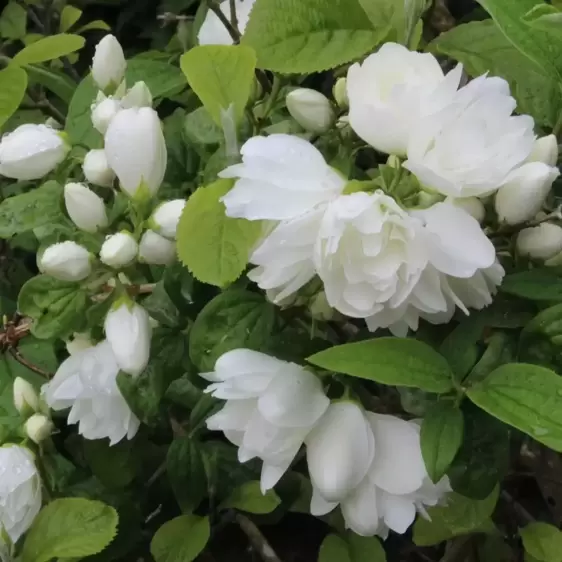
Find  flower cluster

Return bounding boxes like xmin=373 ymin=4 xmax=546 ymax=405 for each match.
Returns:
xmin=202 ymin=348 xmax=449 ymax=537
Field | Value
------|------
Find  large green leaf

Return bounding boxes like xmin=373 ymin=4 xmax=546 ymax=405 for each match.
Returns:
xmin=176 ymin=180 xmax=263 ymax=288
xmin=501 ymin=269 xmax=562 ymax=302
xmin=127 ymin=58 xmax=186 ymax=99
xmin=307 ymin=338 xmax=454 ymax=393
xmin=22 ymin=498 xmax=118 ymax=562
xmin=14 ymin=33 xmax=85 ymax=65
xmin=467 ymin=363 xmax=562 ymax=452
xmin=0 ymin=64 xmax=28 ymax=130
xmin=0 ymin=2 xmax=27 ymax=40
xmin=242 ymin=0 xmax=389 ymax=73
xmin=220 ymin=481 xmax=281 ymax=514
xmin=150 ymin=515 xmax=210 ymax=562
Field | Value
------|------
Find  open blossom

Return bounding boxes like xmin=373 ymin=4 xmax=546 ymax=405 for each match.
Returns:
xmin=43 ymin=341 xmax=140 ymax=445
xmin=347 ymin=43 xmax=462 ymax=156
xmin=198 ymin=0 xmax=256 ymax=45
xmin=202 ymin=349 xmax=329 ymax=493
xmin=0 ymin=445 xmax=42 ymax=543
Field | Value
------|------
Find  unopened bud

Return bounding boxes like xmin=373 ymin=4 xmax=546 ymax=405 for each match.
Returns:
xmin=91 ymin=97 xmax=122 ymax=135
xmin=121 ymin=81 xmax=153 ymax=109
xmin=92 ymin=35 xmax=127 ymax=93
xmin=25 ymin=414 xmax=54 ymax=444
xmin=517 ymin=223 xmax=562 ymax=260
xmin=138 ymin=230 xmax=176 ymax=265
xmin=150 ymin=199 xmax=186 ymax=240
xmin=286 ymin=88 xmax=334 ymax=134
xmin=450 ymin=197 xmax=486 ymax=224
xmin=83 ymin=149 xmax=115 ymax=188
xmin=13 ymin=378 xmax=39 ymax=417
xmin=64 ymin=182 xmax=108 ymax=233
xmin=100 ymin=232 xmax=138 ymax=268
xmin=40 ymin=241 xmax=92 ymax=281
xmin=332 ymin=78 xmax=348 ymax=109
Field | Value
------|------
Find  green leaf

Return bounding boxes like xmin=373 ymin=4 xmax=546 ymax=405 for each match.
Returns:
xmin=0 ymin=2 xmax=27 ymax=39
xmin=413 ymin=488 xmax=499 ymax=546
xmin=83 ymin=439 xmax=135 ymax=489
xmin=242 ymin=0 xmax=388 ymax=73
xmin=0 ymin=64 xmax=28 ymax=130
xmin=189 ymin=290 xmax=276 ymax=371
xmin=60 ymin=5 xmax=82 ymax=32
xmin=521 ymin=522 xmax=562 ymax=562
xmin=22 ymin=498 xmax=118 ymax=562
xmin=143 ymin=281 xmax=181 ymax=328
xmin=307 ymin=337 xmax=454 ymax=393
xmin=180 ymin=45 xmax=256 ymax=126
xmin=177 ymin=180 xmax=263 ymax=288
xmin=421 ymin=401 xmax=463 ymax=483
xmin=24 ymin=64 xmax=75 ymax=104
xmin=319 ymin=535 xmax=351 ymax=562
xmin=220 ymin=481 xmax=281 ymax=514
xmin=127 ymin=58 xmax=186 ymax=99
xmin=75 ymin=20 xmax=111 ymax=34
xmin=18 ymin=275 xmax=87 ymax=339
xmin=167 ymin=437 xmax=208 ymax=513
xmin=501 ymin=269 xmax=562 ymax=301
xmin=150 ymin=515 xmax=210 ymax=562
xmin=14 ymin=33 xmax=85 ymax=65
xmin=346 ymin=533 xmax=386 ymax=562
xmin=184 ymin=106 xmax=223 ymax=145
xmin=428 ymin=19 xmax=562 ymax=127
xmin=467 ymin=363 xmax=562 ymax=452
xmin=0 ymin=181 xmax=64 ymax=238
xmin=66 ymin=75 xmax=103 ymax=149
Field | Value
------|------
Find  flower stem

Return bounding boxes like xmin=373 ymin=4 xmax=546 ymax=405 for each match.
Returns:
xmin=235 ymin=514 xmax=283 ymax=562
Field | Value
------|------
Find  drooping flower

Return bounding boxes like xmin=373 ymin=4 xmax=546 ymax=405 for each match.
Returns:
xmin=202 ymin=349 xmax=329 ymax=493
xmin=91 ymin=35 xmax=127 ymax=93
xmin=286 ymin=88 xmax=335 ymax=134
xmin=198 ymin=0 xmax=256 ymax=45
xmin=64 ymin=182 xmax=108 ymax=233
xmin=347 ymin=43 xmax=462 ymax=156
xmin=150 ymin=200 xmax=186 ymax=240
xmin=100 ymin=232 xmax=138 ymax=268
xmin=40 ymin=241 xmax=92 ymax=282
xmin=0 ymin=124 xmax=69 ymax=180
xmin=517 ymin=223 xmax=562 ymax=260
xmin=0 ymin=445 xmax=42 ymax=543
xmin=43 ymin=341 xmax=140 ymax=445
xmin=83 ymin=149 xmax=115 ymax=187
xmin=138 ymin=230 xmax=176 ymax=265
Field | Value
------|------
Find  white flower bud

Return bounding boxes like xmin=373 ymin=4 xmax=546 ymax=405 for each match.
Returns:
xmin=25 ymin=414 xmax=53 ymax=444
xmin=286 ymin=88 xmax=335 ymax=134
xmin=450 ymin=197 xmax=486 ymax=223
xmin=105 ymin=301 xmax=152 ymax=376
xmin=495 ymin=162 xmax=559 ymax=224
xmin=83 ymin=149 xmax=115 ymax=187
xmin=332 ymin=77 xmax=348 ymax=108
xmin=13 ymin=378 xmax=39 ymax=416
xmin=92 ymin=34 xmax=127 ymax=93
xmin=516 ymin=223 xmax=562 ymax=260
xmin=0 ymin=124 xmax=69 ymax=180
xmin=150 ymin=199 xmax=186 ymax=239
xmin=138 ymin=230 xmax=176 ymax=265
xmin=122 ymin=81 xmax=153 ymax=109
xmin=91 ymin=97 xmax=122 ymax=135
xmin=40 ymin=241 xmax=92 ymax=281
xmin=528 ymin=134 xmax=559 ymax=167
xmin=65 ymin=332 xmax=94 ymax=355
xmin=100 ymin=232 xmax=138 ymax=268
xmin=64 ymin=182 xmax=108 ymax=233
xmin=105 ymin=107 xmax=167 ymax=199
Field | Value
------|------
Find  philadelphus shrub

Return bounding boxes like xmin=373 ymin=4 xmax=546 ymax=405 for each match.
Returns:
xmin=0 ymin=4 xmax=561 ymax=560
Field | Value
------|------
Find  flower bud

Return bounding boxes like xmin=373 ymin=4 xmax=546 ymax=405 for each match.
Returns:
xmin=64 ymin=182 xmax=108 ymax=233
xmin=65 ymin=332 xmax=94 ymax=355
xmin=332 ymin=77 xmax=348 ymax=108
xmin=105 ymin=301 xmax=152 ymax=376
xmin=13 ymin=378 xmax=39 ymax=417
xmin=528 ymin=134 xmax=558 ymax=167
xmin=150 ymin=199 xmax=186 ymax=239
xmin=100 ymin=232 xmax=138 ymax=268
xmin=40 ymin=241 xmax=92 ymax=281
xmin=286 ymin=88 xmax=335 ymax=134
xmin=105 ymin=107 xmax=167 ymax=199
xmin=138 ymin=230 xmax=176 ymax=265
xmin=122 ymin=81 xmax=153 ymax=109
xmin=91 ymin=97 xmax=122 ymax=135
xmin=0 ymin=124 xmax=69 ymax=180
xmin=25 ymin=414 xmax=53 ymax=444
xmin=495 ymin=162 xmax=559 ymax=224
xmin=516 ymin=223 xmax=562 ymax=260
xmin=92 ymin=34 xmax=127 ymax=93
xmin=450 ymin=197 xmax=485 ymax=223
xmin=83 ymin=149 xmax=115 ymax=187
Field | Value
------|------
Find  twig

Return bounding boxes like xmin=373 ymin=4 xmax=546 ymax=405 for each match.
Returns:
xmin=9 ymin=347 xmax=52 ymax=379
xmin=501 ymin=490 xmax=535 ymax=524
xmin=207 ymin=0 xmax=240 ymax=42
xmin=235 ymin=514 xmax=283 ymax=562
xmin=229 ymin=0 xmax=238 ymax=33
xmin=145 ymin=462 xmax=167 ymax=488
xmin=26 ymin=88 xmax=66 ymax=124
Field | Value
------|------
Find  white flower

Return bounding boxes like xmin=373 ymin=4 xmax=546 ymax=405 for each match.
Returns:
xmin=306 ymin=402 xmax=374 ymax=503
xmin=24 ymin=414 xmax=53 ymax=444
xmin=516 ymin=223 xmax=562 ymax=260
xmin=104 ymin=302 xmax=151 ymax=376
xmin=40 ymin=241 xmax=92 ymax=282
xmin=92 ymin=35 xmax=127 ymax=92
xmin=91 ymin=96 xmax=122 ymax=135
xmin=405 ymin=75 xmax=536 ymax=198
xmin=202 ymin=349 xmax=329 ymax=493
xmin=121 ymin=81 xmax=153 ymax=109
xmin=65 ymin=332 xmax=94 ymax=356
xmin=0 ymin=124 xmax=69 ymax=180
xmin=64 ymin=182 xmax=108 ymax=233
xmin=13 ymin=378 xmax=39 ymax=416
xmin=43 ymin=341 xmax=140 ymax=445
xmin=150 ymin=199 xmax=186 ymax=239
xmin=138 ymin=230 xmax=176 ymax=265
xmin=220 ymin=134 xmax=345 ymax=220
xmin=105 ymin=107 xmax=167 ymax=198
xmin=100 ymin=232 xmax=138 ymax=268
xmin=529 ymin=133 xmax=558 ymax=166
xmin=0 ymin=445 xmax=41 ymax=543
xmin=286 ymin=89 xmax=334 ymax=134
xmin=83 ymin=149 xmax=115 ymax=187
xmin=449 ymin=197 xmax=485 ymax=223
xmin=347 ymin=43 xmax=462 ymax=156
xmin=198 ymin=0 xmax=256 ymax=45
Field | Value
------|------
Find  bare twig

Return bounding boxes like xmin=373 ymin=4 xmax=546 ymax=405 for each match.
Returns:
xmin=501 ymin=491 xmax=535 ymax=524
xmin=235 ymin=514 xmax=283 ymax=562
xmin=207 ymin=0 xmax=240 ymax=42
xmin=229 ymin=0 xmax=238 ymax=33
xmin=9 ymin=347 xmax=52 ymax=379
xmin=26 ymin=88 xmax=66 ymax=124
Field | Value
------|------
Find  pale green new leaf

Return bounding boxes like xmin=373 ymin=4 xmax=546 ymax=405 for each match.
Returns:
xmin=180 ymin=45 xmax=256 ymax=126
xmin=0 ymin=2 xmax=27 ymax=40
xmin=242 ymin=0 xmax=389 ymax=73
xmin=467 ymin=363 xmax=562 ymax=452
xmin=21 ymin=498 xmax=118 ymax=562
xmin=14 ymin=33 xmax=85 ymax=65
xmin=60 ymin=5 xmax=82 ymax=32
xmin=151 ymin=515 xmax=210 ymax=562
xmin=176 ymin=180 xmax=263 ymax=288
xmin=220 ymin=481 xmax=281 ymax=514
xmin=521 ymin=522 xmax=562 ymax=562
xmin=0 ymin=64 xmax=28 ymax=130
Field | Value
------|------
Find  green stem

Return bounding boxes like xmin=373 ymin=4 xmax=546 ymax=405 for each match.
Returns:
xmin=261 ymin=75 xmax=282 ymax=122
